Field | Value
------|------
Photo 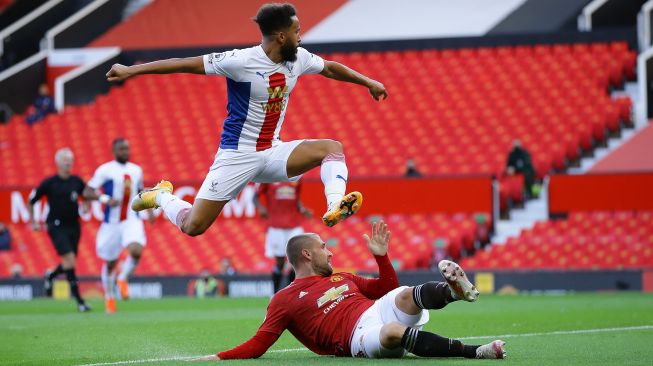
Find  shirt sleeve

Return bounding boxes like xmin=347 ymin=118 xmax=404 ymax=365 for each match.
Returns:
xmin=203 ymin=49 xmax=243 ymax=80
xmin=217 ymin=295 xmax=288 ymax=359
xmin=29 ymin=178 xmax=49 ymax=205
xmin=76 ymin=176 xmax=86 ymax=194
xmin=349 ymin=254 xmax=399 ymax=300
xmin=86 ymin=165 xmax=107 ymax=190
xmin=297 ymin=47 xmax=325 ymax=75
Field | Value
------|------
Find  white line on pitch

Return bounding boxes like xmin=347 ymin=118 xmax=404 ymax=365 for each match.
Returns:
xmin=75 ymin=325 xmax=653 ymax=366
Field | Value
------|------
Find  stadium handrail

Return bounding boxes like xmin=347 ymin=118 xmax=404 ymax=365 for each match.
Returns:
xmin=0 ymin=0 xmax=63 ymax=57
xmin=578 ymin=0 xmax=611 ymax=31
xmin=54 ymin=47 xmax=120 ymax=111
xmin=637 ymin=1 xmax=653 ymax=50
xmin=45 ymin=0 xmax=124 ymax=50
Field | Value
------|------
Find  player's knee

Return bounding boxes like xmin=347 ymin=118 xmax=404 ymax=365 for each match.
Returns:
xmin=128 ymin=245 xmax=143 ymax=258
xmin=379 ymin=322 xmax=406 ymax=349
xmin=397 ymin=288 xmax=413 ymax=303
xmin=324 ymin=139 xmax=343 ymax=155
xmin=182 ymin=219 xmax=208 ymax=237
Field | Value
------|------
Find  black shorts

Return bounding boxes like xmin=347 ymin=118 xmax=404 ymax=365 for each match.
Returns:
xmin=47 ymin=223 xmax=81 ymax=256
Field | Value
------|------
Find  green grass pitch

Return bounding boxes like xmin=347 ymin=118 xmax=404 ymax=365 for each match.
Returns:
xmin=1 ymin=293 xmax=652 ymax=366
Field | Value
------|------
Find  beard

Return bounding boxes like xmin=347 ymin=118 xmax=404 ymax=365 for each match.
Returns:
xmin=280 ymin=42 xmax=298 ymax=62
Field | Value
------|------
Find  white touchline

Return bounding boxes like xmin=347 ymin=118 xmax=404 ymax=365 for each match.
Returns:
xmin=75 ymin=325 xmax=653 ymax=366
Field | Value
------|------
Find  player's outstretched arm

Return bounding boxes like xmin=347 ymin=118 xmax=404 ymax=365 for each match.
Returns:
xmin=106 ymin=56 xmax=205 ymax=82
xmin=320 ymin=60 xmax=388 ymax=101
xmin=353 ymin=221 xmax=399 ymax=299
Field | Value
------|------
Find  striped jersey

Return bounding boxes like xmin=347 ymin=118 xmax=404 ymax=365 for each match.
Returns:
xmin=87 ymin=161 xmax=143 ymax=223
xmin=203 ymin=45 xmax=325 ymax=151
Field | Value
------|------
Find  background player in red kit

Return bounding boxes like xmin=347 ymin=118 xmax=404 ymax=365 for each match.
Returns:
xmin=253 ymin=180 xmax=312 ymax=293
xmin=198 ymin=221 xmax=506 ymax=360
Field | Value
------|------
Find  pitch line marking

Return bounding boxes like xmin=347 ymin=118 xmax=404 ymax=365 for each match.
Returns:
xmin=75 ymin=325 xmax=653 ymax=366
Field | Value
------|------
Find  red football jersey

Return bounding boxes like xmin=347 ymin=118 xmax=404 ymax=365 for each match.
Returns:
xmin=257 ymin=182 xmax=304 ymax=228
xmin=218 ymin=255 xmax=398 ymax=359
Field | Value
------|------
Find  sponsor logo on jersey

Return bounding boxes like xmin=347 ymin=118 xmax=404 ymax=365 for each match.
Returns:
xmin=317 ymin=284 xmax=348 ymax=308
xmin=299 ymin=291 xmax=308 ymax=298
xmin=261 ymin=84 xmax=289 ymax=113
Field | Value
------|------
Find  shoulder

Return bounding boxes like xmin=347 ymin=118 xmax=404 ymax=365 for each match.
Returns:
xmin=72 ymin=175 xmax=85 ymax=184
xmin=297 ymin=47 xmax=321 ymax=61
xmin=39 ymin=176 xmax=55 ymax=188
xmin=209 ymin=47 xmax=250 ymax=64
xmin=95 ymin=161 xmax=113 ymax=172
xmin=127 ymin=162 xmax=143 ymax=173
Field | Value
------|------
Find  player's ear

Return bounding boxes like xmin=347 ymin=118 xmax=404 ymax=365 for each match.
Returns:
xmin=301 ymin=248 xmax=311 ymax=261
xmin=277 ymin=31 xmax=286 ymax=44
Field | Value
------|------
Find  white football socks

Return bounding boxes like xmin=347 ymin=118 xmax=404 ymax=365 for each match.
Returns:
xmin=321 ymin=153 xmax=348 ymax=209
xmin=118 ymin=255 xmax=138 ymax=281
xmin=101 ymin=263 xmax=116 ymax=300
xmin=156 ymin=191 xmax=192 ymax=229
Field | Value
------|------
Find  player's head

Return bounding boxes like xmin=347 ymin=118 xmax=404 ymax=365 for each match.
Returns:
xmin=287 ymin=233 xmax=333 ymax=276
xmin=112 ymin=137 xmax=129 ymax=164
xmin=54 ymin=147 xmax=74 ymax=176
xmin=254 ymin=3 xmax=300 ymax=62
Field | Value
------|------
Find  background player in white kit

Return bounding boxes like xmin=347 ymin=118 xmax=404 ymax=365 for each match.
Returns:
xmin=105 ymin=3 xmax=388 ymax=238
xmin=83 ymin=138 xmax=153 ymax=314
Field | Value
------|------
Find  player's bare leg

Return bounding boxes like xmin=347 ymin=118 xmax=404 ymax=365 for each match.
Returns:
xmin=117 ymin=243 xmax=143 ymax=300
xmin=101 ymin=260 xmax=118 ymax=314
xmin=286 ymin=139 xmax=362 ymax=227
xmin=132 ymin=180 xmax=228 ymax=236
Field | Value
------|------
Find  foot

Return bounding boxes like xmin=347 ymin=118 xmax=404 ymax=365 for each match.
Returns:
xmin=105 ymin=298 xmax=117 ymax=315
xmin=131 ymin=180 xmax=173 ymax=211
xmin=43 ymin=271 xmax=53 ymax=297
xmin=117 ymin=279 xmax=129 ymax=300
xmin=438 ymin=260 xmax=479 ymax=302
xmin=78 ymin=302 xmax=92 ymax=312
xmin=322 ymin=192 xmax=363 ymax=227
xmin=476 ymin=340 xmax=506 ymax=359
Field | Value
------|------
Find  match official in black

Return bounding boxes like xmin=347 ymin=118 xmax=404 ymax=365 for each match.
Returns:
xmin=28 ymin=147 xmax=95 ymax=312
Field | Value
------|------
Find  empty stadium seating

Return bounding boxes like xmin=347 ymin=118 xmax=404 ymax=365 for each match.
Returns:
xmin=0 ymin=212 xmax=488 ymax=277
xmin=0 ymin=41 xmax=635 ymax=187
xmin=461 ymin=211 xmax=653 ymax=270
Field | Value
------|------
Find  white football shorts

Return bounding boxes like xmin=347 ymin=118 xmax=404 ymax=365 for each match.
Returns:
xmin=350 ymin=286 xmax=430 ymax=358
xmin=196 ymin=140 xmax=305 ymax=202
xmin=96 ymin=218 xmax=146 ymax=261
xmin=265 ymin=226 xmax=304 ymax=258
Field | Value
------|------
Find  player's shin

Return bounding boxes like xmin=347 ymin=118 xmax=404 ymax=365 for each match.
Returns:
xmin=412 ymin=281 xmax=456 ymax=310
xmin=320 ymin=153 xmax=348 ymax=209
xmin=156 ymin=192 xmax=192 ymax=230
xmin=64 ymin=268 xmax=84 ymax=304
xmin=401 ymin=328 xmax=479 ymax=358
xmin=101 ymin=263 xmax=116 ymax=300
xmin=118 ymin=255 xmax=138 ymax=281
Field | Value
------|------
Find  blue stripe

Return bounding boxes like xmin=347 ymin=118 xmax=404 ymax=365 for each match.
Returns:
xmin=101 ymin=180 xmax=113 ymax=223
xmin=220 ymin=78 xmax=251 ymax=150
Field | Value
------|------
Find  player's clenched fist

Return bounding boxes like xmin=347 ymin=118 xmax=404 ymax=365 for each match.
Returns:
xmin=106 ymin=64 xmax=132 ymax=82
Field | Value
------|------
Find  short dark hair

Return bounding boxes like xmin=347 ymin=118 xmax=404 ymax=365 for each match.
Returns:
xmin=286 ymin=233 xmax=318 ymax=268
xmin=112 ymin=137 xmax=127 ymax=148
xmin=253 ymin=3 xmax=296 ymax=36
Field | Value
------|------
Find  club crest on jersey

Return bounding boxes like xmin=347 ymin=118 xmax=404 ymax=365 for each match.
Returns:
xmin=330 ymin=275 xmax=344 ymax=282
xmin=317 ymin=284 xmax=349 ymax=308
